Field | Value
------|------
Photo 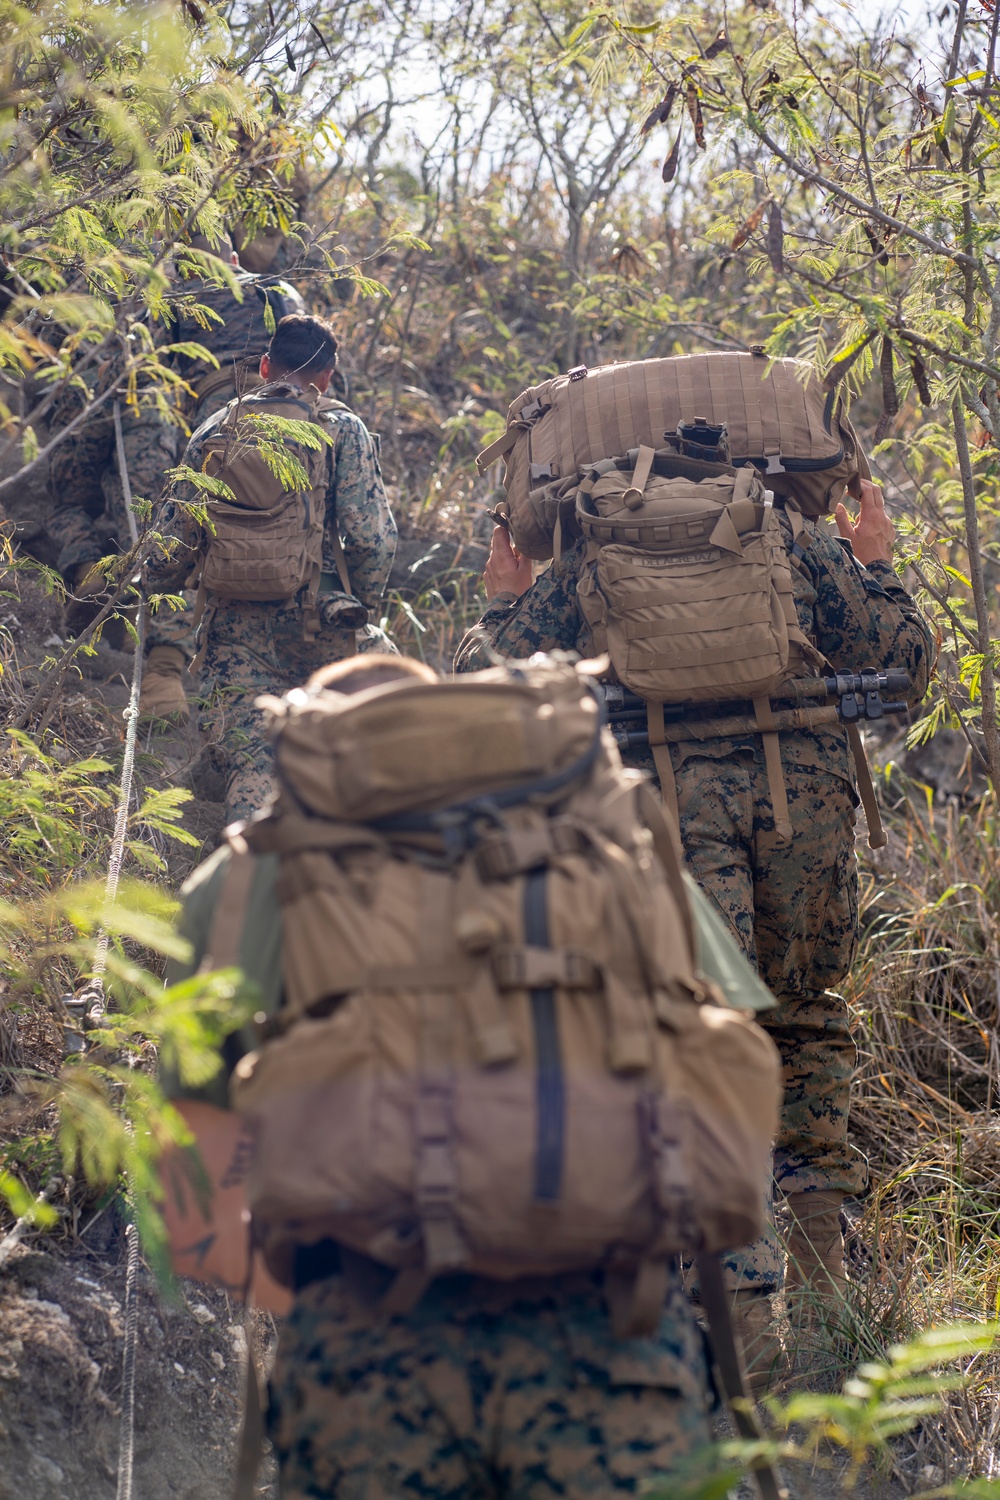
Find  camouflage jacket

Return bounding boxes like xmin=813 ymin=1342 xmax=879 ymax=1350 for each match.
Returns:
xmin=146 ymin=386 xmax=397 ymax=612
xmin=455 ymin=512 xmax=936 ymax=786
xmin=168 ymin=271 xmax=307 ymax=382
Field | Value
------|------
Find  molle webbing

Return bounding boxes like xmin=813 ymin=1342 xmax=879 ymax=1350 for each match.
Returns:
xmin=477 ymin=353 xmax=871 ymax=559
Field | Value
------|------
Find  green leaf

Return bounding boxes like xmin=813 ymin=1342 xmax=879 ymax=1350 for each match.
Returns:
xmin=0 ymin=1171 xmax=58 ymax=1229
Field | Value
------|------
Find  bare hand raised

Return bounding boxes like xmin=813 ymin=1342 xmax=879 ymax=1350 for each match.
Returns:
xmin=834 ymin=479 xmax=895 ymax=567
xmin=484 ymin=524 xmax=534 ymax=600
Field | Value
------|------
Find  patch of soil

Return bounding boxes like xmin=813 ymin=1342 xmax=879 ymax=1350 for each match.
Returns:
xmin=0 ymin=1240 xmax=277 ymax=1500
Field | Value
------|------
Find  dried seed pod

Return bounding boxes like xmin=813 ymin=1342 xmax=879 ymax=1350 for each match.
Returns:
xmin=686 ymin=82 xmax=705 ymax=148
xmin=662 ymin=130 xmax=682 ymax=182
xmin=767 ymin=201 xmax=784 ymax=271
xmin=730 ymin=199 xmax=769 ymax=251
xmin=640 ymin=84 xmax=678 ymax=136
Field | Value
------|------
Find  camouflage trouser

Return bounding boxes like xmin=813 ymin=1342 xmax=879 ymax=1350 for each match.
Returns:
xmin=47 ymin=391 xmax=198 ymax=654
xmin=268 ymin=1272 xmax=713 ymax=1499
xmin=674 ymin=745 xmax=865 ymax=1201
xmin=48 ymin=392 xmax=179 ymax=576
xmin=199 ymin=597 xmax=357 ymax=823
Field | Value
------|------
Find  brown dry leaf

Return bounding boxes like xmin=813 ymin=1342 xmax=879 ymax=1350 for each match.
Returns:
xmin=610 ymin=242 xmax=649 ymax=281
xmin=730 ymin=198 xmax=769 ymax=251
xmin=662 ymin=130 xmax=682 ymax=183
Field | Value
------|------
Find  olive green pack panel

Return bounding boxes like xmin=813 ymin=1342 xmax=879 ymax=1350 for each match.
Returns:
xmin=476 ymin=353 xmax=871 ymax=559
xmin=195 ymin=383 xmax=349 ymax=605
xmin=221 ymin=661 xmax=781 ymax=1329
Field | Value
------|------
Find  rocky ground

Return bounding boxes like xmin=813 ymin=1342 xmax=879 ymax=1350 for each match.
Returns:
xmin=0 ymin=1234 xmax=277 ymax=1500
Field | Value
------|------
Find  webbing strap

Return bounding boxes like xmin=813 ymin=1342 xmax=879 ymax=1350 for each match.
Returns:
xmin=476 ymin=426 xmax=519 ymax=473
xmin=231 ymin=1328 xmax=265 ymax=1500
xmin=631 ymin=443 xmax=655 ymax=495
xmin=524 ymin=868 xmax=565 ymax=1203
xmin=414 ymin=871 xmax=468 ymax=1270
xmin=696 ymin=1253 xmax=785 ymax=1500
xmin=646 ymin=699 xmax=681 ymax=826
xmin=635 ymin=782 xmax=697 ymax=973
xmin=606 ymin=1257 xmax=671 ymax=1340
xmin=752 ymin=697 xmax=793 ymax=843
xmin=329 ymin=528 xmax=353 ymax=597
xmin=846 ymin=724 xmax=888 ymax=849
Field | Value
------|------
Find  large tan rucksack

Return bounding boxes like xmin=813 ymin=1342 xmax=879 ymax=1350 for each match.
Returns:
xmin=476 ymin=351 xmax=871 ymax=559
xmin=216 ymin=660 xmax=780 ymax=1335
xmin=192 ymin=381 xmax=351 ymax=622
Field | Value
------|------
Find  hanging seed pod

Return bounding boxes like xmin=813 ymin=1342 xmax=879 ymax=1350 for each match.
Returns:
xmin=767 ymin=202 xmax=784 ymax=271
xmin=662 ymin=130 xmax=682 ymax=182
xmin=641 ymin=84 xmax=678 ymax=136
xmin=874 ymin=337 xmax=898 ymax=442
xmin=863 ymin=223 xmax=889 ymax=265
xmin=909 ymin=349 xmax=932 ymax=405
xmin=823 ymin=329 xmax=878 ymax=390
xmin=730 ymin=199 xmax=769 ymax=251
xmin=686 ymin=82 xmax=705 ymax=148
xmin=704 ymin=30 xmax=729 ymax=58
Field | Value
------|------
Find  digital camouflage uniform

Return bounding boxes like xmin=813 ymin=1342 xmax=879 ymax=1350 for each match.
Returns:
xmin=455 ymin=513 xmax=935 ymax=1290
xmin=269 ymin=1272 xmax=712 ymax=1500
xmin=168 ymin=270 xmax=306 ymax=431
xmin=145 ymin=392 xmax=396 ymax=823
xmin=47 ymin=379 xmax=179 ymax=573
xmin=139 ymin=271 xmax=310 ymax=660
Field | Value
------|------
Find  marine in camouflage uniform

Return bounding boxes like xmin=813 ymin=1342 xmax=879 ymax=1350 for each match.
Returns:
xmin=167 ymin=250 xmax=307 ymax=431
xmin=145 ymin=318 xmax=396 ymax=824
xmin=269 ymin=1269 xmax=713 ymax=1499
xmin=47 ymin=370 xmax=179 ymax=584
xmin=164 ymin=655 xmax=726 ymax=1499
xmin=455 ymin=491 xmax=934 ymax=1316
xmin=138 ymin=251 xmax=310 ymax=715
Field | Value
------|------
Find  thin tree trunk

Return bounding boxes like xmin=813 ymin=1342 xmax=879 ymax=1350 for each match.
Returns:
xmin=952 ymin=396 xmax=1000 ymax=794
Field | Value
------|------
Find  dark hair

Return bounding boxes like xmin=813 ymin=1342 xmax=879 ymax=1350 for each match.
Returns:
xmin=267 ymin=313 xmax=339 ymax=378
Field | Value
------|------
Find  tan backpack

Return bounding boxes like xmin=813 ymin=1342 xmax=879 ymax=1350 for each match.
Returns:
xmin=192 ymin=381 xmax=351 ymax=622
xmin=214 ymin=660 xmax=780 ymax=1335
xmin=476 ymin=351 xmax=871 ymax=559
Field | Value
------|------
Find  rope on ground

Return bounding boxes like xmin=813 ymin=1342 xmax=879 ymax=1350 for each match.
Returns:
xmin=116 ymin=1219 xmax=141 ymax=1500
xmin=81 ymin=599 xmax=145 ymax=1021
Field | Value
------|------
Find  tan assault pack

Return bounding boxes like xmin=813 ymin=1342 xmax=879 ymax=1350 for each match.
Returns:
xmin=214 ymin=660 xmax=780 ymax=1336
xmin=573 ymin=443 xmax=888 ymax=848
xmin=476 ymin=352 xmax=871 ymax=559
xmin=192 ymin=381 xmax=352 ymax=620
